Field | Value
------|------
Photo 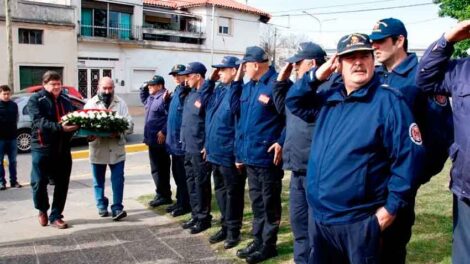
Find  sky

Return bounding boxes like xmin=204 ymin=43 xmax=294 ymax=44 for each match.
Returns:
xmin=244 ymin=0 xmax=457 ymax=49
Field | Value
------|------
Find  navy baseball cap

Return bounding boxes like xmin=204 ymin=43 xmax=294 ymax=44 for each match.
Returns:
xmin=212 ymin=56 xmax=240 ymax=68
xmin=148 ymin=75 xmax=165 ymax=85
xmin=168 ymin=64 xmax=186 ymax=75
xmin=240 ymin=46 xmax=269 ymax=63
xmin=178 ymin=62 xmax=207 ymax=76
xmin=286 ymin=42 xmax=326 ymax=63
xmin=337 ymin=33 xmax=374 ymax=56
xmin=369 ymin=18 xmax=407 ymax=41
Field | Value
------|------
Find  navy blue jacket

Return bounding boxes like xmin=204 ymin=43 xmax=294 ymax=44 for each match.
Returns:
xmin=200 ymin=80 xmax=239 ymax=167
xmin=376 ymin=53 xmax=453 ymax=184
xmin=180 ymin=85 xmax=206 ymax=155
xmin=416 ymin=35 xmax=470 ymax=199
xmin=27 ymin=89 xmax=75 ymax=150
xmin=286 ymin=72 xmax=424 ymax=224
xmin=0 ymin=100 xmax=18 ymax=140
xmin=166 ymin=85 xmax=191 ymax=156
xmin=233 ymin=67 xmax=286 ymax=167
xmin=140 ymin=87 xmax=169 ymax=147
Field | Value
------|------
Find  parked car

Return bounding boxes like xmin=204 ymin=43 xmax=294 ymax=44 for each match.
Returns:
xmin=24 ymin=85 xmax=85 ymax=100
xmin=13 ymin=93 xmax=86 ymax=153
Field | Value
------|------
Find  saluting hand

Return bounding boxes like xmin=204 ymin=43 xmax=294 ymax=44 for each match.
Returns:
xmin=277 ymin=63 xmax=293 ymax=82
xmin=268 ymin=142 xmax=282 ymax=166
xmin=315 ymin=54 xmax=339 ymax=81
xmin=235 ymin=62 xmax=245 ymax=82
xmin=210 ymin=68 xmax=220 ymax=82
xmin=444 ymin=20 xmax=470 ymax=43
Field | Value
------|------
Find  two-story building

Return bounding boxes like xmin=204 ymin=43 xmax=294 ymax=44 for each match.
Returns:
xmin=0 ymin=0 xmax=77 ymax=91
xmin=74 ymin=0 xmax=270 ymax=104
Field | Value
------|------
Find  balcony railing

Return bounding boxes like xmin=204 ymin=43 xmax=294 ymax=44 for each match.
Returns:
xmin=79 ymin=23 xmax=205 ymax=44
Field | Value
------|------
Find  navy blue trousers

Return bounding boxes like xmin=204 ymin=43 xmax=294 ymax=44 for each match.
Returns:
xmin=149 ymin=145 xmax=171 ymax=199
xmin=171 ymin=155 xmax=190 ymax=210
xmin=309 ymin=215 xmax=381 ymax=264
xmin=452 ymin=195 xmax=470 ymax=264
xmin=212 ymin=163 xmax=246 ymax=235
xmin=246 ymin=165 xmax=283 ymax=247
xmin=290 ymin=171 xmax=312 ymax=264
xmin=184 ymin=153 xmax=212 ymax=222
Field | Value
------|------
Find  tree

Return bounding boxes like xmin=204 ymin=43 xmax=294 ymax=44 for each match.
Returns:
xmin=434 ymin=0 xmax=470 ymax=57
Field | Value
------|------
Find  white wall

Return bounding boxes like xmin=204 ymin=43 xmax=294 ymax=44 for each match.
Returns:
xmin=0 ymin=22 xmax=77 ymax=91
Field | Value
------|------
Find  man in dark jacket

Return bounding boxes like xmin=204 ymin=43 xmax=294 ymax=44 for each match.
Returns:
xmin=27 ymin=71 xmax=79 ymax=229
xmin=0 ymin=85 xmax=21 ymax=190
xmin=141 ymin=75 xmax=172 ymax=208
xmin=416 ymin=20 xmax=470 ymax=264
xmin=368 ymin=17 xmax=454 ymax=263
xmin=165 ymin=64 xmax=191 ymax=217
xmin=179 ymin=62 xmax=213 ymax=234
xmin=272 ymin=42 xmax=327 ymax=264
xmin=233 ymin=46 xmax=285 ymax=264
xmin=199 ymin=56 xmax=246 ymax=249
xmin=286 ymin=33 xmax=425 ymax=263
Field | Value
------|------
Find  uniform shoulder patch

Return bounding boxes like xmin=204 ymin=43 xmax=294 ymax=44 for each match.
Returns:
xmin=409 ymin=123 xmax=423 ymax=145
xmin=194 ymin=99 xmax=201 ymax=108
xmin=258 ymin=94 xmax=270 ymax=105
xmin=433 ymin=95 xmax=448 ymax=107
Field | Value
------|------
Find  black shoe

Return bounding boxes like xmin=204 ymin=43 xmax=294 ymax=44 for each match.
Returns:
xmin=112 ymin=210 xmax=127 ymax=221
xmin=171 ymin=207 xmax=191 ymax=217
xmin=224 ymin=233 xmax=241 ymax=249
xmin=149 ymin=197 xmax=172 ymax=208
xmin=190 ymin=221 xmax=211 ymax=234
xmin=209 ymin=228 xmax=227 ymax=244
xmin=98 ymin=209 xmax=109 ymax=217
xmin=246 ymin=246 xmax=278 ymax=264
xmin=237 ymin=240 xmax=261 ymax=259
xmin=48 ymin=178 xmax=55 ymax=186
xmin=182 ymin=218 xmax=197 ymax=229
xmin=10 ymin=182 xmax=22 ymax=188
xmin=166 ymin=203 xmax=178 ymax=213
xmin=0 ymin=184 xmax=6 ymax=191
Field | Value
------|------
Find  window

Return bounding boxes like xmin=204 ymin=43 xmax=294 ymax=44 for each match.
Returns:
xmin=80 ymin=1 xmax=133 ymax=40
xmin=18 ymin=29 xmax=43 ymax=44
xmin=19 ymin=66 xmax=63 ymax=89
xmin=218 ymin=17 xmax=231 ymax=35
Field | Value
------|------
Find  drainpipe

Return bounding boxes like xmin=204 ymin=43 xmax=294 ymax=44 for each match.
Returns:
xmin=211 ymin=3 xmax=215 ymax=65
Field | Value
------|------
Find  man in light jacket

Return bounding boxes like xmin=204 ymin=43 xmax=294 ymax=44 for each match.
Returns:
xmin=84 ymin=77 xmax=133 ymax=221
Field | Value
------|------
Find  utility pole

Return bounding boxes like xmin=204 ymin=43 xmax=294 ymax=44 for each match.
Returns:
xmin=5 ymin=0 xmax=14 ymax=91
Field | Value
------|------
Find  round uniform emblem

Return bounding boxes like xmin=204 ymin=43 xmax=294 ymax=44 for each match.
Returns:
xmin=434 ymin=95 xmax=448 ymax=106
xmin=409 ymin=123 xmax=423 ymax=145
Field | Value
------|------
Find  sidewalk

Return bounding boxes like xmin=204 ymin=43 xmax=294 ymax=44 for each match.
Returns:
xmin=0 ymin=151 xmax=230 ymax=264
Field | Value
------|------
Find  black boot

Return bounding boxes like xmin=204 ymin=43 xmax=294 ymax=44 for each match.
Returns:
xmin=182 ymin=218 xmax=197 ymax=229
xmin=236 ymin=240 xmax=261 ymax=259
xmin=190 ymin=221 xmax=211 ymax=234
xmin=209 ymin=227 xmax=227 ymax=244
xmin=224 ymin=230 xmax=241 ymax=249
xmin=246 ymin=245 xmax=278 ymax=264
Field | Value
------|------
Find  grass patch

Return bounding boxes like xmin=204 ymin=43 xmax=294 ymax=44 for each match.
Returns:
xmin=138 ymin=163 xmax=454 ymax=264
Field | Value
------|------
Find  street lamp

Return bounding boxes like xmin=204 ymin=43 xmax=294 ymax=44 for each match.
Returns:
xmin=302 ymin=11 xmax=336 ymax=45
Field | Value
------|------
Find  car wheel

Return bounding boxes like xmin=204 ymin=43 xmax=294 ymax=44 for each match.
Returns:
xmin=17 ymin=129 xmax=32 ymax=153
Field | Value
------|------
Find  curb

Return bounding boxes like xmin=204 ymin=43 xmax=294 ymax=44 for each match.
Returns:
xmin=71 ymin=143 xmax=148 ymax=160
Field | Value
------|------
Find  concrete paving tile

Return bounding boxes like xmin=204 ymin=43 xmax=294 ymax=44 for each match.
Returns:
xmin=73 ymin=232 xmax=136 ymax=264
xmin=34 ymin=237 xmax=88 ymax=264
xmin=0 ymin=255 xmax=36 ymax=264
xmin=123 ymin=239 xmax=181 ymax=263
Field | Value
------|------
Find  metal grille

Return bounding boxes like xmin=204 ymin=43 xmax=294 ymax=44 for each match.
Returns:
xmin=78 ymin=69 xmax=88 ymax=98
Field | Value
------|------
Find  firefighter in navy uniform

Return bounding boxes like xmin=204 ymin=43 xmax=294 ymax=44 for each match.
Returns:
xmin=286 ymin=34 xmax=425 ymax=263
xmin=179 ymin=62 xmax=213 ymax=234
xmin=165 ymin=64 xmax=192 ymax=217
xmin=232 ymin=46 xmax=286 ymax=264
xmin=273 ymin=42 xmax=334 ymax=264
xmin=368 ymin=18 xmax=454 ymax=263
xmin=199 ymin=56 xmax=247 ymax=249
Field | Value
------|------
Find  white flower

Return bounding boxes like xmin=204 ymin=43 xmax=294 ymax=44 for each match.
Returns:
xmin=79 ymin=112 xmax=87 ymax=118
xmin=110 ymin=116 xmax=115 ymax=120
xmin=61 ymin=116 xmax=68 ymax=121
xmin=72 ymin=112 xmax=79 ymax=117
xmin=96 ymin=115 xmax=102 ymax=120
xmin=100 ymin=113 xmax=107 ymax=118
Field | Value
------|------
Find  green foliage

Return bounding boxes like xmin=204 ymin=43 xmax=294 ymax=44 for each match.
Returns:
xmin=434 ymin=0 xmax=470 ymax=57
